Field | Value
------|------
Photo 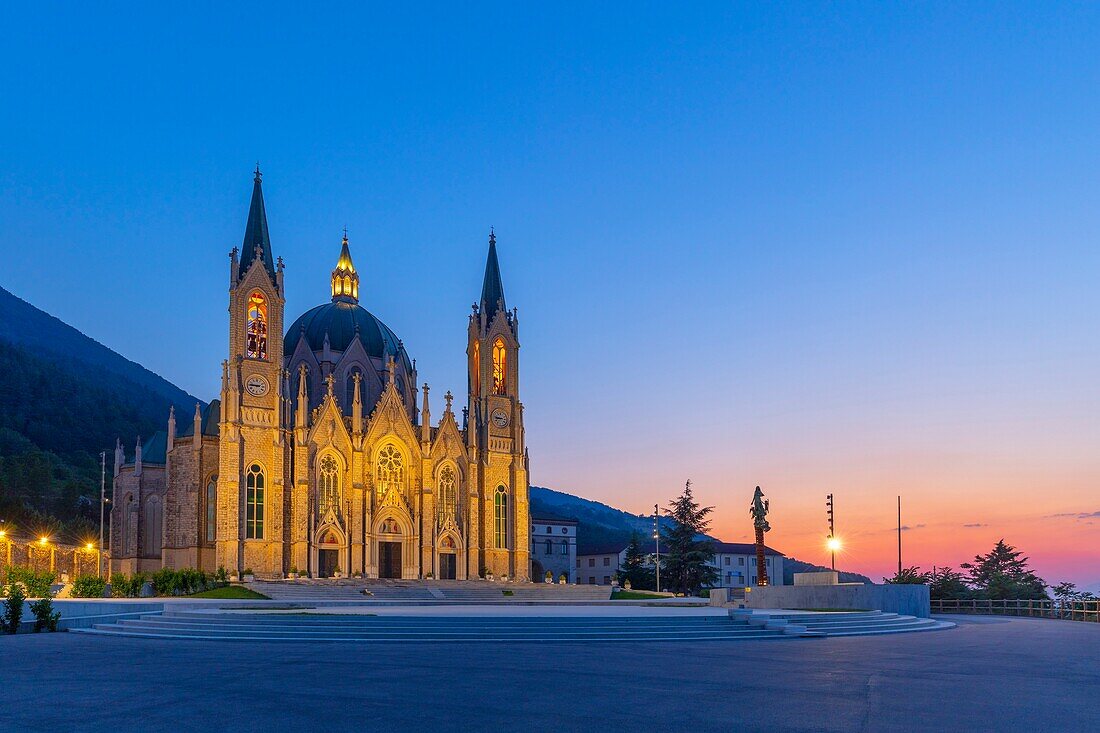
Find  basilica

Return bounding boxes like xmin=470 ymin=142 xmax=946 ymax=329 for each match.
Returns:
xmin=109 ymin=171 xmax=531 ymax=581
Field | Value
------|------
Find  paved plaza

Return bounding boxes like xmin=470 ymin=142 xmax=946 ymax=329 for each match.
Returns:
xmin=2 ymin=615 xmax=1097 ymax=732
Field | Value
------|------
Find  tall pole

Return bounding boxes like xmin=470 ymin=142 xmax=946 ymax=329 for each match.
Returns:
xmin=99 ymin=451 xmax=106 ymax=578
xmin=897 ymin=495 xmax=902 ymax=576
xmin=653 ymin=504 xmax=660 ymax=593
xmin=827 ymin=493 xmax=836 ymax=571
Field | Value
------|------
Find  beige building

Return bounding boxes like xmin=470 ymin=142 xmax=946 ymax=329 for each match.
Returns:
xmin=111 ymin=171 xmax=531 ymax=580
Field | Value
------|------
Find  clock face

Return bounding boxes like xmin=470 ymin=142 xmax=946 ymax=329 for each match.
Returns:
xmin=491 ymin=409 xmax=509 ymax=428
xmin=245 ymin=375 xmax=269 ymax=397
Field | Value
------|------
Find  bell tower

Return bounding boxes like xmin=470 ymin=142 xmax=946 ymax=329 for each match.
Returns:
xmin=468 ymin=229 xmax=529 ymax=580
xmin=217 ymin=167 xmax=291 ymax=578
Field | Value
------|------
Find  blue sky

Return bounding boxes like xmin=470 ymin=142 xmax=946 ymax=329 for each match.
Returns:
xmin=2 ymin=4 xmax=1099 ymax=585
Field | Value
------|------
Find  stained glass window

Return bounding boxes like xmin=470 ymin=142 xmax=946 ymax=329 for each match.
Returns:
xmin=246 ymin=292 xmax=268 ymax=360
xmin=472 ymin=340 xmax=480 ymax=396
xmin=376 ymin=445 xmax=403 ymax=498
xmin=205 ymin=475 xmax=218 ymax=543
xmin=319 ymin=455 xmax=339 ymax=513
xmin=494 ymin=486 xmax=508 ymax=549
xmin=246 ymin=464 xmax=264 ymax=539
xmin=438 ymin=466 xmax=457 ymax=523
xmin=492 ymin=338 xmax=507 ymax=394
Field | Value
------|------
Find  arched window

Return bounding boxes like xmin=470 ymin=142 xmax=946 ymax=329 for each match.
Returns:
xmin=346 ymin=369 xmax=362 ymax=410
xmin=544 ymin=540 xmax=552 ymax=554
xmin=376 ymin=445 xmax=403 ymax=498
xmin=492 ymin=338 xmax=507 ymax=394
xmin=319 ymin=455 xmax=339 ymax=513
xmin=561 ymin=540 xmax=568 ymax=555
xmin=245 ymin=464 xmax=265 ymax=539
xmin=142 ymin=495 xmax=163 ymax=557
xmin=246 ymin=292 xmax=268 ymax=360
xmin=438 ymin=465 xmax=457 ymax=523
xmin=494 ymin=486 xmax=508 ymax=549
xmin=205 ymin=475 xmax=218 ymax=543
xmin=471 ymin=341 xmax=480 ymax=396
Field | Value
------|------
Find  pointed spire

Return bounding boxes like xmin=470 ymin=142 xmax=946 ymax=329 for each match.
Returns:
xmin=479 ymin=227 xmax=506 ymax=324
xmin=238 ymin=166 xmax=276 ymax=282
xmin=331 ymin=231 xmax=360 ymax=303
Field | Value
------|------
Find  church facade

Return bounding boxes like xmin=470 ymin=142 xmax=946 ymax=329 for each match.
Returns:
xmin=110 ymin=171 xmax=531 ymax=581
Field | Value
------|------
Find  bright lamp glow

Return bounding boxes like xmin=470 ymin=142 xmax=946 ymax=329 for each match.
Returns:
xmin=85 ymin=543 xmax=95 ymax=551
xmin=826 ymin=536 xmax=841 ymax=552
xmin=38 ymin=536 xmax=49 ymax=545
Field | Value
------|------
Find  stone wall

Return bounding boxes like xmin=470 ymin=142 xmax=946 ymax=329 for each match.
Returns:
xmin=743 ymin=584 xmax=931 ymax=617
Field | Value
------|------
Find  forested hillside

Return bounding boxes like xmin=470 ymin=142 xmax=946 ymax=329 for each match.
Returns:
xmin=0 ymin=286 xmax=199 ymax=540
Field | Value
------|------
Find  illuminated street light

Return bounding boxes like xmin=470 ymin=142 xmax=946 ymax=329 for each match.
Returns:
xmin=85 ymin=542 xmax=95 ymax=551
xmin=826 ymin=536 xmax=841 ymax=552
xmin=38 ymin=536 xmax=49 ymax=546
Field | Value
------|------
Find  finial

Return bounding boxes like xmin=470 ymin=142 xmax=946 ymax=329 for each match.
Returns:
xmin=386 ymin=355 xmax=396 ymax=385
xmin=444 ymin=391 xmax=453 ymax=410
xmin=254 ymin=162 xmax=262 ymax=182
xmin=489 ymin=227 xmax=496 ymax=246
xmin=343 ymin=226 xmax=348 ymax=243
xmin=325 ymin=373 xmax=335 ymax=397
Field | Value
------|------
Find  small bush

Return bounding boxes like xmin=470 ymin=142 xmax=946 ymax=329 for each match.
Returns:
xmin=214 ymin=566 xmax=229 ymax=585
xmin=71 ymin=575 xmax=108 ymax=598
xmin=111 ymin=572 xmax=147 ymax=598
xmin=243 ymin=568 xmax=254 ymax=577
xmin=6 ymin=567 xmax=55 ymax=598
xmin=29 ymin=598 xmax=60 ymax=632
xmin=2 ymin=583 xmax=26 ymax=633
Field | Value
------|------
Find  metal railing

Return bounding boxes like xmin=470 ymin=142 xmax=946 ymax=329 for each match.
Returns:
xmin=931 ymin=598 xmax=1100 ymax=622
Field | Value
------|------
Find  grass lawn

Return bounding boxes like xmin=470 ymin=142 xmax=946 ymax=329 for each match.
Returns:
xmin=188 ymin=586 xmax=271 ymax=599
xmin=611 ymin=590 xmax=669 ymax=600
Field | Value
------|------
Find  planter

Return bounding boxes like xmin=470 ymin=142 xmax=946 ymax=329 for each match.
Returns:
xmin=243 ymin=575 xmax=255 ymax=583
xmin=287 ymin=573 xmax=298 ymax=580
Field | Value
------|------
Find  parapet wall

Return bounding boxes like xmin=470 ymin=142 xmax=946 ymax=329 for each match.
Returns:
xmin=743 ymin=584 xmax=930 ymax=618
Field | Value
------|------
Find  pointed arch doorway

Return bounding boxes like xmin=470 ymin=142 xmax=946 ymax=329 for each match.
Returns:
xmin=377 ymin=517 xmax=402 ymax=579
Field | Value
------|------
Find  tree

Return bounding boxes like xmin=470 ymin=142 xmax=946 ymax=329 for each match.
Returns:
xmin=661 ymin=481 xmax=718 ymax=595
xmin=1051 ymin=582 xmax=1077 ymax=604
xmin=928 ymin=567 xmax=970 ymax=600
xmin=960 ymin=539 xmax=1047 ymax=600
xmin=616 ymin=532 xmax=655 ymax=590
xmin=883 ymin=566 xmax=931 ymax=584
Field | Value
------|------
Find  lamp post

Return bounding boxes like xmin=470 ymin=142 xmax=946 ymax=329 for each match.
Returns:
xmin=99 ymin=451 xmax=106 ymax=578
xmin=653 ymin=504 xmax=661 ymax=593
xmin=826 ymin=493 xmax=836 ymax=570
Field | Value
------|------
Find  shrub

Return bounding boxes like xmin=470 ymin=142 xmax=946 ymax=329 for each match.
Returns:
xmin=2 ymin=583 xmax=26 ymax=633
xmin=111 ymin=572 xmax=147 ymax=598
xmin=29 ymin=598 xmax=60 ymax=632
xmin=71 ymin=575 xmax=107 ymax=598
xmin=214 ymin=566 xmax=229 ymax=585
xmin=6 ymin=567 xmax=55 ymax=598
xmin=243 ymin=568 xmax=254 ymax=577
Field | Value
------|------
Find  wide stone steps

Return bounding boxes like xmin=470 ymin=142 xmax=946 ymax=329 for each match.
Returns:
xmin=248 ymin=580 xmax=613 ymax=602
xmin=69 ymin=608 xmax=953 ymax=642
xmin=72 ymin=613 xmax=785 ymax=642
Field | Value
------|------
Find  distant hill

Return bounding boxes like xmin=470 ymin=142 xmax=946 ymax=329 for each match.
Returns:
xmin=530 ymin=485 xmax=873 ymax=583
xmin=0 ymin=285 xmax=200 ymax=538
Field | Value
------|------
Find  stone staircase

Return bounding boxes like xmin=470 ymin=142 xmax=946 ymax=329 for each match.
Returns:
xmin=247 ymin=579 xmax=614 ymax=602
xmin=72 ymin=612 xmax=784 ymax=642
xmin=732 ymin=610 xmax=954 ymax=637
xmin=70 ymin=609 xmax=952 ymax=642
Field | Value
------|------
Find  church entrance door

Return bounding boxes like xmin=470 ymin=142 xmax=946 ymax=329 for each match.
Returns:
xmin=319 ymin=549 xmax=339 ymax=578
xmin=379 ymin=542 xmax=402 ymax=579
xmin=439 ymin=553 xmax=457 ymax=580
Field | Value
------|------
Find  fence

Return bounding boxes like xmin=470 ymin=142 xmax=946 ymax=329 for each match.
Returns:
xmin=0 ymin=536 xmax=109 ymax=583
xmin=931 ymin=598 xmax=1100 ymax=622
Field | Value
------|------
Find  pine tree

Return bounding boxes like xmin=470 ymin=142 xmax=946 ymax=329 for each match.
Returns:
xmin=928 ymin=566 xmax=970 ymax=600
xmin=617 ymin=532 xmax=655 ymax=590
xmin=661 ymin=481 xmax=718 ymax=595
xmin=960 ymin=539 xmax=1047 ymax=600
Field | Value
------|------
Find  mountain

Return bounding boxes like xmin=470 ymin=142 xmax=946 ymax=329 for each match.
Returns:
xmin=530 ymin=485 xmax=873 ymax=583
xmin=530 ymin=485 xmax=674 ymax=551
xmin=0 ymin=285 xmax=201 ymax=538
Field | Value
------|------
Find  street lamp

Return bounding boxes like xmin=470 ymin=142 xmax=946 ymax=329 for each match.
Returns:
xmin=652 ymin=504 xmax=661 ymax=593
xmin=826 ymin=535 xmax=841 ymax=571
